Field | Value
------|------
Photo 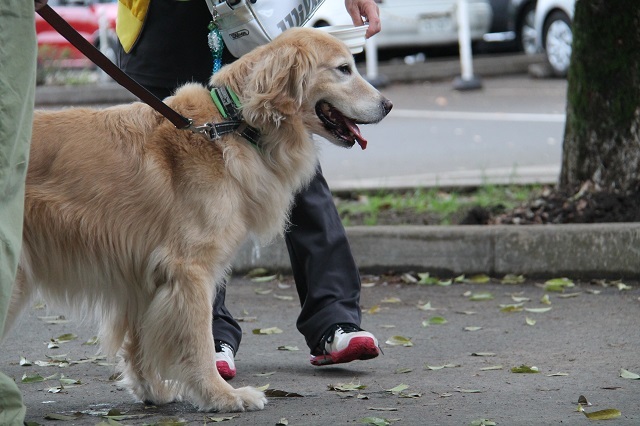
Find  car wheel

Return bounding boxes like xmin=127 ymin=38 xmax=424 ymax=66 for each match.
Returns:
xmin=543 ymin=10 xmax=572 ymax=77
xmin=516 ymin=2 xmax=536 ymax=55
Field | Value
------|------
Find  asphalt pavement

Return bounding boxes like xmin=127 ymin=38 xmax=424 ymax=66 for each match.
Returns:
xmin=3 ymin=275 xmax=639 ymax=425
xmin=4 ymin=53 xmax=637 ymax=425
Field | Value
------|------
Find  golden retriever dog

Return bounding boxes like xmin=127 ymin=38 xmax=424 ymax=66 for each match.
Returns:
xmin=3 ymin=27 xmax=392 ymax=412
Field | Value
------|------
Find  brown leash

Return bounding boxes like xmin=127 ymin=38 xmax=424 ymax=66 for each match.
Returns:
xmin=37 ymin=4 xmax=192 ymax=130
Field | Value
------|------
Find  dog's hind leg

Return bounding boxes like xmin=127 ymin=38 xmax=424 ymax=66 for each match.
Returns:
xmin=1 ymin=268 xmax=33 ymax=342
xmin=137 ymin=272 xmax=266 ymax=412
xmin=118 ymin=328 xmax=180 ymax=405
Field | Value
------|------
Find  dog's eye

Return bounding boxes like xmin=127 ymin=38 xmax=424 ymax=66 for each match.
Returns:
xmin=337 ymin=64 xmax=351 ymax=75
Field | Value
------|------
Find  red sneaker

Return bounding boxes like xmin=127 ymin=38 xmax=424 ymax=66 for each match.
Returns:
xmin=215 ymin=341 xmax=236 ymax=380
xmin=310 ymin=324 xmax=380 ymax=366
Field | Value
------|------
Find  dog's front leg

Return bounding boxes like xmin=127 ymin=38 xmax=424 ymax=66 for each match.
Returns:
xmin=138 ymin=273 xmax=266 ymax=412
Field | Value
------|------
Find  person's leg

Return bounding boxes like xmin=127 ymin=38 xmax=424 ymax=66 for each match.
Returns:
xmin=0 ymin=0 xmax=37 ymax=423
xmin=286 ymin=165 xmax=378 ymax=363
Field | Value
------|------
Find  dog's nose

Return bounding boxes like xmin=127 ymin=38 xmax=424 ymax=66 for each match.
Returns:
xmin=382 ymin=98 xmax=393 ymax=116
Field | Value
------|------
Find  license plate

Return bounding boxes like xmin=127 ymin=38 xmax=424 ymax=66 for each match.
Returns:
xmin=419 ymin=14 xmax=452 ymax=33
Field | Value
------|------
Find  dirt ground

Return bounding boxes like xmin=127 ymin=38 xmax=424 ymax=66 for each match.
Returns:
xmin=341 ymin=183 xmax=640 ymax=227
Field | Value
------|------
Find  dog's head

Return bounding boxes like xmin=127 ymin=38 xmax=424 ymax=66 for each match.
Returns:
xmin=218 ymin=27 xmax=392 ymax=150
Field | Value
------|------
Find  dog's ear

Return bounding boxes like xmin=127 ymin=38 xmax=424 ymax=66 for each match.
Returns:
xmin=241 ymin=44 xmax=316 ymax=127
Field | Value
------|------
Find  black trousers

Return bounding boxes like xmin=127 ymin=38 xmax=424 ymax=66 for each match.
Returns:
xmin=141 ymin=85 xmax=362 ymax=353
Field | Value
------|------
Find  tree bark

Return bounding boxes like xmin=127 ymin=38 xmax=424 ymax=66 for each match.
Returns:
xmin=560 ymin=1 xmax=640 ymax=192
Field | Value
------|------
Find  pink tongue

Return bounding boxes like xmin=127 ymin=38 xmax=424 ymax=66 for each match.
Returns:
xmin=345 ymin=121 xmax=368 ymax=150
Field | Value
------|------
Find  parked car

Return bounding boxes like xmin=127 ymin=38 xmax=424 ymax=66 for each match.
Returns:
xmin=534 ymin=0 xmax=575 ymax=76
xmin=307 ymin=0 xmax=493 ymax=51
xmin=36 ymin=0 xmax=118 ymax=68
xmin=482 ymin=0 xmax=537 ymax=54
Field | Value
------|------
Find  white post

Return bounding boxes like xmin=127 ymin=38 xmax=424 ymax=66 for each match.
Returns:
xmin=363 ymin=35 xmax=388 ymax=88
xmin=453 ymin=0 xmax=482 ymax=90
xmin=98 ymin=9 xmax=109 ymax=83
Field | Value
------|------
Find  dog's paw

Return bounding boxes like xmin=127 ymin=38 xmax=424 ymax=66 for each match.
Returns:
xmin=200 ymin=386 xmax=267 ymax=412
xmin=234 ymin=386 xmax=267 ymax=411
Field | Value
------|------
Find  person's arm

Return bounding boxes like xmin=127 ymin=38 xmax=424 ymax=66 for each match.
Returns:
xmin=344 ymin=0 xmax=380 ymax=38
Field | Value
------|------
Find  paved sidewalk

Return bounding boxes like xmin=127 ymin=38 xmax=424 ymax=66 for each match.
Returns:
xmin=3 ymin=275 xmax=639 ymax=425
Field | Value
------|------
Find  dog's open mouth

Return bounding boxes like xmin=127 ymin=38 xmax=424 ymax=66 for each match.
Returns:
xmin=316 ymin=101 xmax=368 ymax=150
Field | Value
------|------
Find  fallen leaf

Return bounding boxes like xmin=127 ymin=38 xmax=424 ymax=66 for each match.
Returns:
xmin=620 ymin=368 xmax=640 ymax=379
xmin=502 ymin=274 xmax=525 ymax=284
xmin=277 ymin=345 xmax=299 ymax=351
xmin=401 ymin=273 xmax=418 ymax=283
xmin=480 ymin=365 xmax=503 ymax=371
xmin=44 ymin=413 xmax=82 ymax=421
xmin=21 ymin=373 xmax=45 ymax=383
xmin=329 ymin=382 xmax=366 ymax=392
xmin=426 ymin=316 xmax=447 ymax=325
xmin=207 ymin=416 xmax=237 ymax=423
xmin=425 ymin=363 xmax=459 ymax=370
xmin=55 ymin=333 xmax=77 ymax=342
xmin=252 ymin=327 xmax=283 ymax=335
xmin=19 ymin=356 xmax=32 ymax=366
xmin=511 ymin=365 xmax=539 ymax=373
xmin=381 ymin=297 xmax=402 ymax=303
xmin=469 ymin=292 xmax=494 ymax=301
xmin=616 ymin=283 xmax=632 ymax=291
xmin=385 ymin=336 xmax=413 ymax=347
xmin=500 ymin=303 xmax=524 ymax=313
xmin=264 ymin=389 xmax=303 ymax=397
xmin=386 ymin=384 xmax=409 ymax=394
xmin=395 ymin=367 xmax=412 ymax=374
xmin=471 ymin=352 xmax=496 ymax=357
xmin=38 ymin=315 xmax=69 ymax=324
xmin=546 ymin=372 xmax=568 ymax=377
xmin=254 ymin=288 xmax=272 ymax=295
xmin=454 ymin=388 xmax=482 ymax=393
xmin=273 ymin=294 xmax=293 ymax=301
xmin=245 ymin=267 xmax=270 ymax=278
xmin=464 ymin=326 xmax=483 ymax=332
xmin=468 ymin=274 xmax=491 ymax=283
xmin=525 ymin=317 xmax=536 ymax=326
xmin=557 ymin=292 xmax=581 ymax=298
xmin=524 ymin=307 xmax=552 ymax=313
xmin=367 ymin=305 xmax=381 ymax=314
xmin=470 ymin=419 xmax=497 ymax=426
xmin=417 ymin=272 xmax=439 ymax=285
xmin=359 ymin=417 xmax=390 ymax=426
xmin=254 ymin=371 xmax=276 ymax=377
xmin=543 ymin=278 xmax=574 ymax=292
xmin=540 ymin=294 xmax=552 ymax=305
xmin=82 ymin=336 xmax=99 ymax=346
xmin=511 ymin=295 xmax=530 ymax=303
xmin=417 ymin=302 xmax=436 ymax=311
xmin=276 ymin=418 xmax=289 ymax=426
xmin=367 ymin=407 xmax=398 ymax=412
xmin=251 ymin=274 xmax=278 ymax=283
xmin=578 ymin=405 xmax=621 ymax=420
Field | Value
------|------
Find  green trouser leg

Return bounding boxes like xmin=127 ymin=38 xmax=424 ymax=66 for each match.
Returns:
xmin=0 ymin=1 xmax=37 ymax=425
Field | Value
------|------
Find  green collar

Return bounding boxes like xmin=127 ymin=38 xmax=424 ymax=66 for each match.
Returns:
xmin=205 ymin=86 xmax=261 ymax=147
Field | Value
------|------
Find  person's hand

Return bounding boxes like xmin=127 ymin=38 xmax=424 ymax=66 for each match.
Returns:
xmin=344 ymin=0 xmax=381 ymax=38
xmin=35 ymin=0 xmax=48 ymax=11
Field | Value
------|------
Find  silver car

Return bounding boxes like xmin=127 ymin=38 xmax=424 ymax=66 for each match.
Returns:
xmin=308 ymin=0 xmax=493 ymax=50
xmin=534 ymin=0 xmax=575 ymax=76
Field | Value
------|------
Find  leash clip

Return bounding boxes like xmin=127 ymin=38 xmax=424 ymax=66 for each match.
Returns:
xmin=183 ymin=119 xmax=219 ymax=141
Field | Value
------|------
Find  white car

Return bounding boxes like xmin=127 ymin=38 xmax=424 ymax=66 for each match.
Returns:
xmin=307 ymin=0 xmax=493 ymax=50
xmin=534 ymin=0 xmax=575 ymax=76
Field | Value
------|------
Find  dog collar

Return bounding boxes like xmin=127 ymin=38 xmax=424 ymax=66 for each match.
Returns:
xmin=207 ymin=86 xmax=261 ymax=147
xmin=187 ymin=86 xmax=261 ymax=146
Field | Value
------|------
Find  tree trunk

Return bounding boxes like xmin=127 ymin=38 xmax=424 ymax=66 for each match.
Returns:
xmin=560 ymin=1 xmax=640 ymax=192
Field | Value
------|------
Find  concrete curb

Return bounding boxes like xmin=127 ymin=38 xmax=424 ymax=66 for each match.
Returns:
xmin=232 ymin=223 xmax=640 ymax=278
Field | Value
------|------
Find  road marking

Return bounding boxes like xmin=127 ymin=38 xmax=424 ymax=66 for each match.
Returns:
xmin=391 ymin=109 xmax=566 ymax=123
